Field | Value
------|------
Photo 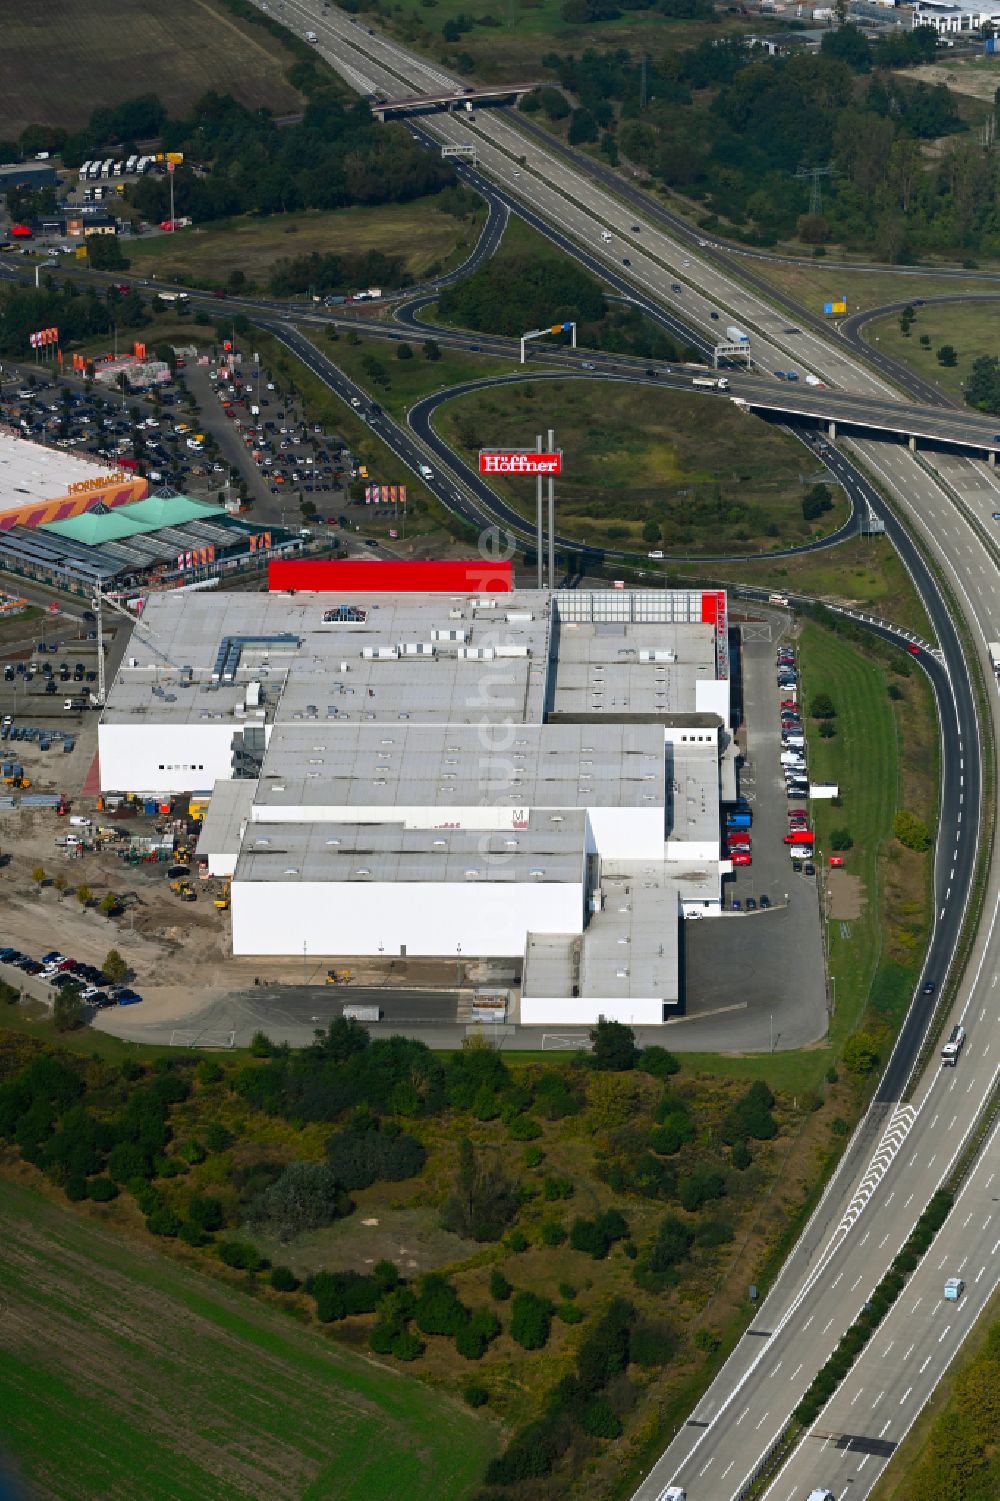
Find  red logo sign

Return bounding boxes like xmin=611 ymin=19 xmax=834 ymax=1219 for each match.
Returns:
xmin=479 ymin=451 xmax=561 ymax=475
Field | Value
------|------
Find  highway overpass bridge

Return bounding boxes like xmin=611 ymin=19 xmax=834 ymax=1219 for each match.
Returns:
xmin=729 ymin=378 xmax=1000 ymax=462
xmin=369 ymin=83 xmax=539 ymax=120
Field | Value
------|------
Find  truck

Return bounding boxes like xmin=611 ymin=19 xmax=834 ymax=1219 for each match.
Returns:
xmin=306 ymin=28 xmax=318 ymax=40
xmin=726 ymin=325 xmax=749 ymax=344
xmin=156 ymin=290 xmax=190 ymax=304
xmin=941 ymin=1024 xmax=966 ymax=1066
xmin=725 ymin=809 xmax=752 ymax=830
xmin=692 ymin=376 xmax=730 ymax=390
xmin=342 ymin=1004 xmax=382 ymax=1022
xmin=768 ymin=592 xmax=789 ymax=605
xmin=784 ymin=830 xmax=814 ymax=846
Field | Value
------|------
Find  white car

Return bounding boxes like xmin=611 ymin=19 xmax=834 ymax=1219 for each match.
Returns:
xmin=648 ymin=550 xmax=664 ymax=560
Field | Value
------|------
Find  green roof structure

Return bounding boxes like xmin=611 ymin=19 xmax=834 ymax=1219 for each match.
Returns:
xmin=42 ymin=493 xmax=226 ymax=544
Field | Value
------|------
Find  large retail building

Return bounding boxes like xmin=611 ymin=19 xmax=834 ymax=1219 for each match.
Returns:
xmin=97 ymin=563 xmax=739 ymax=1025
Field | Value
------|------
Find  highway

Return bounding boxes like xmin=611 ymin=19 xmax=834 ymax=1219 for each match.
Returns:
xmin=256 ymin=6 xmax=1000 ymax=1498
xmin=7 ymin=6 xmax=1000 ymax=1487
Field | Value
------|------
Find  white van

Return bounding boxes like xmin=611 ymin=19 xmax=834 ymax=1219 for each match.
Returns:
xmin=418 ymin=464 xmax=434 ymax=480
xmin=69 ymin=816 xmax=91 ymax=828
xmin=601 ymin=230 xmax=613 ymax=242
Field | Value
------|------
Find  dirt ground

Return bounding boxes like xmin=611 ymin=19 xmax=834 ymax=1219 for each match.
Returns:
xmin=828 ymin=869 xmax=863 ymax=921
xmin=900 ymin=60 xmax=1000 ymax=102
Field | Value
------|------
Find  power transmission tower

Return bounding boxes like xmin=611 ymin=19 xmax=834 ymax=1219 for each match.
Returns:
xmin=795 ymin=164 xmax=834 ymax=217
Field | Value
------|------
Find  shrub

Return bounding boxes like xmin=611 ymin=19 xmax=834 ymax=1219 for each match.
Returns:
xmin=507 ymin=1114 xmax=542 ymax=1141
xmin=541 ymin=1218 xmax=567 ymax=1246
xmin=146 ymin=1207 xmax=182 ymax=1238
xmin=86 ymin=1176 xmax=117 ymax=1202
xmin=843 ymin=1032 xmax=881 ymax=1076
xmin=440 ymin=1137 xmax=520 ymax=1242
xmin=694 ymin=1327 xmax=721 ymax=1355
xmin=695 ymin=1218 xmax=734 ymax=1247
xmin=557 ymin=1301 xmax=584 ymax=1324
xmin=506 ymin=1229 xmax=528 ymax=1253
xmin=197 ymin=1059 xmax=224 ymax=1086
xmin=219 ymin=1240 xmax=261 ymax=1271
xmin=721 ymin=1080 xmax=777 ymax=1145
xmin=543 ymin=1174 xmax=573 ymax=1201
xmin=731 ymin=1140 xmax=751 ymax=1170
xmin=650 ymin=1114 xmax=695 ymax=1155
xmin=490 ymin=1268 xmax=513 ymax=1301
xmin=250 ymin=1161 xmax=352 ymax=1240
xmin=64 ymin=1176 xmax=87 ymax=1202
xmin=570 ymin=1208 xmax=629 ymax=1259
xmin=309 ymin=1269 xmax=379 ymax=1322
xmin=580 ymin=1397 xmax=622 ymax=1439
xmin=523 ymin=1144 xmax=544 ymax=1168
xmin=178 ymin=1220 xmax=207 ymax=1247
xmin=464 ymin=1381 xmax=489 ymax=1407
xmin=534 ymin=1069 xmax=582 ymax=1119
xmin=831 ymin=828 xmax=853 ymax=851
xmin=810 ymin=692 xmax=836 ymax=719
xmin=326 ymin=1124 xmax=426 ymax=1189
xmin=639 ymin=1046 xmax=680 ymax=1079
xmin=679 ymin=1169 xmax=726 ymax=1213
xmin=414 ymin=1273 xmax=469 ymax=1337
xmin=391 ymin=1330 xmax=423 ymax=1361
xmin=188 ymin=1194 xmax=225 ymax=1231
xmin=455 ymin=1307 xmax=501 ymax=1359
xmin=510 ymin=1290 xmax=553 ymax=1350
xmin=893 ymin=809 xmax=931 ymax=852
xmin=270 ymin=1265 xmax=300 ymax=1293
xmin=204 ymin=1122 xmax=234 ymax=1152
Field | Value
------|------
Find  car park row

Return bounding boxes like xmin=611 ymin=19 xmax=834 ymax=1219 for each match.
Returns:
xmin=0 ymin=946 xmax=142 ymax=1009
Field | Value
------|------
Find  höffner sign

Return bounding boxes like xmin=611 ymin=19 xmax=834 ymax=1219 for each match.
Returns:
xmin=479 ymin=451 xmax=561 ymax=475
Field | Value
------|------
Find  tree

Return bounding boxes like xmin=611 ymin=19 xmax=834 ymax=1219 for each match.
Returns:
xmin=31 ymin=866 xmax=46 ymax=887
xmin=810 ymin=693 xmax=837 ymax=719
xmin=52 ymin=873 xmax=68 ymax=899
xmin=53 ymin=987 xmax=85 ymax=1033
xmin=490 ymin=1268 xmax=513 ymax=1301
xmin=642 ymin=519 xmax=662 ymax=546
xmin=103 ymin=949 xmax=128 ymax=983
xmin=440 ymin=1137 xmax=519 ymax=1242
xmin=249 ymin=1160 xmax=352 ymax=1240
xmin=570 ymin=1208 xmax=630 ymax=1259
xmin=937 ymin=344 xmax=958 ymax=367
xmin=510 ymin=1290 xmax=553 ymax=1350
xmin=423 ymin=339 xmax=441 ymax=361
xmin=76 ymin=884 xmax=93 ymax=907
xmin=843 ymin=1031 xmax=881 ymax=1075
xmin=589 ymin=1017 xmax=638 ymax=1071
xmin=831 ymin=827 xmax=853 ymax=850
xmin=819 ymin=720 xmax=836 ymax=739
xmin=893 ymin=809 xmax=931 ymax=852
xmin=396 ymin=342 xmax=414 ymax=360
xmin=99 ymin=892 xmax=119 ymax=917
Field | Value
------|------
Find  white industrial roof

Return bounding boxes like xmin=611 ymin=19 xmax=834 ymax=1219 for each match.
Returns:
xmin=0 ymin=431 xmax=113 ymax=509
xmin=234 ymin=810 xmax=586 ymax=884
xmin=253 ymin=721 xmax=666 ymax=812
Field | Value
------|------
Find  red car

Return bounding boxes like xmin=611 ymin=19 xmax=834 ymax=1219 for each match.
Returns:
xmin=788 ymin=809 xmax=807 ymax=820
xmin=907 ymin=643 xmax=921 ymax=655
xmin=829 ymin=856 xmax=845 ymax=867
xmin=731 ymin=852 xmax=752 ymax=866
xmin=727 ymin=834 xmax=751 ymax=849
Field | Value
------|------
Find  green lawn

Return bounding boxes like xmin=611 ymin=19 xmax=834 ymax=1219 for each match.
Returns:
xmin=0 ymin=1175 xmax=497 ymax=1501
xmin=319 ymin=328 xmax=513 ymax=421
xmin=748 ymin=262 xmax=1000 ymax=323
xmin=129 ymin=199 xmax=484 ymax=292
xmin=433 ymin=377 xmax=845 ymax=554
xmin=861 ymin=298 xmax=1000 ymax=405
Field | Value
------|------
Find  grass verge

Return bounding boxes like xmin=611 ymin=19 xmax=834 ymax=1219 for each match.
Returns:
xmin=860 ymin=297 xmax=1000 ymax=405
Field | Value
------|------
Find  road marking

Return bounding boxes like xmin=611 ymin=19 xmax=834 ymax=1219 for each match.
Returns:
xmin=699 ymin=1458 xmax=714 ymax=1476
xmin=919 ymin=1356 xmax=932 ymax=1374
xmin=736 ymin=1406 xmax=749 ymax=1425
xmin=860 ymin=1231 xmax=870 ymax=1246
xmin=851 ymin=1274 xmax=864 ymax=1291
xmin=803 ymin=1316 xmax=814 ymax=1330
xmin=790 ymin=1363 xmax=803 ymax=1380
xmin=879 ymin=1233 xmax=890 ymax=1248
xmin=900 ymin=1387 xmax=913 ymax=1405
xmin=879 ymin=1420 xmax=891 ymax=1437
xmin=872 ymin=1391 xmax=884 ymax=1408
xmin=822 ymin=1318 xmax=835 ymax=1334
xmin=755 ymin=1411 xmax=770 ymax=1429
xmin=903 ymin=1343 xmax=915 ymax=1360
xmin=884 ymin=1341 xmax=894 ymax=1356
xmin=911 ymin=1300 xmax=922 ymax=1314
xmin=904 ymin=1193 xmax=914 ymax=1208
xmin=976 ymin=1267 xmax=986 ymax=1283
xmin=939 ymin=1327 xmax=950 ymax=1342
xmin=850 ymin=1388 xmax=864 ymax=1406
xmin=721 ymin=1461 xmax=734 ymax=1479
xmin=831 ymin=1273 xmax=844 ymax=1289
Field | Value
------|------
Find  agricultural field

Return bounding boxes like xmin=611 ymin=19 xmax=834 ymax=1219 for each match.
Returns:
xmin=435 ymin=377 xmax=849 ymax=553
xmin=0 ymin=1024 xmax=868 ymax=1501
xmin=0 ymin=0 xmax=305 ymax=140
xmin=0 ymin=1173 xmax=496 ymax=1501
xmin=129 ymin=199 xmax=486 ymax=292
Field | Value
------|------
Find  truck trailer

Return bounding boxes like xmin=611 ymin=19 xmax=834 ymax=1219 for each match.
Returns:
xmin=726 ymin=325 xmax=749 ymax=344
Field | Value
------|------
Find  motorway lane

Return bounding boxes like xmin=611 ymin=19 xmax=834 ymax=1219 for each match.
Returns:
xmin=768 ymin=1105 xmax=1000 ymax=1501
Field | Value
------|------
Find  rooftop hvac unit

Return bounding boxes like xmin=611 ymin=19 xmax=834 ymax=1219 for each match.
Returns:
xmin=401 ymin=642 xmax=435 ymax=656
xmin=639 ymin=649 xmax=677 ymax=663
xmin=339 ymin=661 xmax=349 ymax=673
xmin=506 ymin=611 xmax=533 ymax=622
xmin=448 ymin=609 xmax=463 ymax=620
xmin=245 ymin=681 xmax=262 ymax=709
xmin=495 ymin=644 xmax=530 ymax=658
xmin=472 ymin=597 xmax=496 ymax=610
xmin=362 ymin=646 xmax=399 ymax=660
xmin=431 ymin=627 xmax=465 ymax=643
xmin=458 ymin=646 xmax=495 ymax=661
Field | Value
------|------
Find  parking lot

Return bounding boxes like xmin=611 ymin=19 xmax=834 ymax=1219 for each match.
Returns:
xmin=679 ymin=613 xmax=828 ymax=1052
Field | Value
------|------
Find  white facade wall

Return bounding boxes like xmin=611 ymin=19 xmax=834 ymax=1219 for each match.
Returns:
xmin=253 ymin=803 xmax=534 ymax=830
xmin=231 ymin=878 xmax=584 ymax=957
xmin=98 ymin=723 xmax=236 ymax=793
xmin=520 ymin=996 xmax=665 ymax=1026
xmin=695 ymin=678 xmax=730 ymax=723
xmin=666 ymin=840 xmax=722 ymax=863
xmin=585 ymin=806 xmax=664 ymax=860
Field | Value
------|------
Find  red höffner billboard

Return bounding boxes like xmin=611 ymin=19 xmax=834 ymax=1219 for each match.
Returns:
xmin=479 ymin=451 xmax=561 ymax=475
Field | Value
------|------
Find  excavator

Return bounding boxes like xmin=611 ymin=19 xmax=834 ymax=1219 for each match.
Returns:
xmin=325 ymin=969 xmax=354 ymax=985
xmin=213 ymin=882 xmax=231 ymax=911
xmin=169 ymin=879 xmax=197 ymax=902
